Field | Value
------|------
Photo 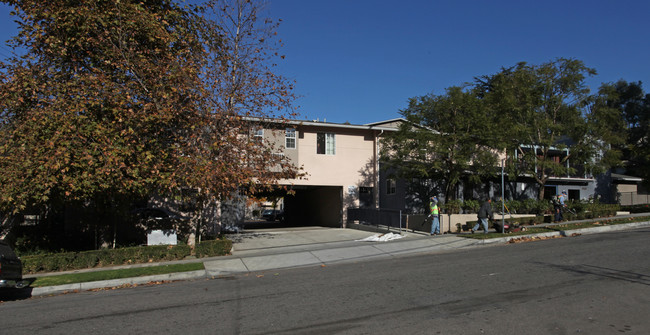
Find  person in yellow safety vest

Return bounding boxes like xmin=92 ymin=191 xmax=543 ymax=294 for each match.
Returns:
xmin=430 ymin=196 xmax=440 ymax=236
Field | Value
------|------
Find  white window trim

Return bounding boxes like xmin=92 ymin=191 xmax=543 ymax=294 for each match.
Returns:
xmin=317 ymin=132 xmax=336 ymax=155
xmin=253 ymin=128 xmax=264 ymax=140
xmin=285 ymin=128 xmax=296 ymax=149
xmin=325 ymin=133 xmax=335 ymax=155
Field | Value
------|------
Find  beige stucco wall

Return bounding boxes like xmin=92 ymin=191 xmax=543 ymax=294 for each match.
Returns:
xmin=292 ymin=128 xmax=375 ymax=187
xmin=275 ymin=125 xmax=379 ymax=204
xmin=251 ymin=122 xmax=385 ymax=227
xmin=617 ymin=184 xmax=637 ymax=193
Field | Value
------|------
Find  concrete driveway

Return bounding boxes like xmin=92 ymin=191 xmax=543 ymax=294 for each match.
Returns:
xmin=227 ymin=225 xmax=394 ymax=254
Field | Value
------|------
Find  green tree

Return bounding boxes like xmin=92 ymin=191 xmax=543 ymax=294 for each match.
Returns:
xmin=380 ymin=85 xmax=499 ymax=205
xmin=478 ymin=58 xmax=608 ymax=200
xmin=594 ymin=81 xmax=650 ymax=187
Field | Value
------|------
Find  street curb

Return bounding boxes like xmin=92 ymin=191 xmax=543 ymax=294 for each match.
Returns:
xmin=30 ymin=270 xmax=208 ymax=297
xmin=473 ymin=220 xmax=650 ymax=245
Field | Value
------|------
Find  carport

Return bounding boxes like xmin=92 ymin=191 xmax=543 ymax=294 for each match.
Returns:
xmin=281 ymin=185 xmax=343 ymax=228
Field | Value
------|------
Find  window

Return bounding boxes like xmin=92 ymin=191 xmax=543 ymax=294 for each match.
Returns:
xmin=386 ymin=179 xmax=396 ymax=195
xmin=359 ymin=187 xmax=373 ymax=208
xmin=317 ymin=132 xmax=335 ymax=155
xmin=285 ymin=128 xmax=296 ymax=149
xmin=253 ymin=128 xmax=264 ymax=141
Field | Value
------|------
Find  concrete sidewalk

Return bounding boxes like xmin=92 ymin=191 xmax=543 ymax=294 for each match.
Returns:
xmin=203 ymin=227 xmax=477 ymax=276
xmin=28 ymin=217 xmax=650 ymax=297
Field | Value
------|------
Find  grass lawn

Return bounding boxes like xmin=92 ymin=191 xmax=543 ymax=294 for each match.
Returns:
xmin=29 ymin=262 xmax=205 ymax=287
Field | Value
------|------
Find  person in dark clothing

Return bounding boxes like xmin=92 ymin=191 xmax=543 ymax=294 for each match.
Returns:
xmin=553 ymin=191 xmax=567 ymax=222
xmin=472 ymin=199 xmax=493 ymax=234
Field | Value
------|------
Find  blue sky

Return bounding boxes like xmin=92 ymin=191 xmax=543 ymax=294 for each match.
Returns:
xmin=2 ymin=0 xmax=649 ymax=125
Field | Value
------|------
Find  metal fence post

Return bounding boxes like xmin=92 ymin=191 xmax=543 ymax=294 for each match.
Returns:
xmin=399 ymin=210 xmax=402 ymax=234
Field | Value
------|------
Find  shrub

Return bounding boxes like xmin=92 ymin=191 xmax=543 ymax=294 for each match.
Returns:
xmin=22 ymin=243 xmax=200 ymax=274
xmin=520 ymin=199 xmax=539 ymax=214
xmin=195 ymin=238 xmax=233 ymax=258
xmin=621 ymin=204 xmax=650 ymax=213
xmin=71 ymin=250 xmax=100 ymax=269
xmin=462 ymin=200 xmax=480 ymax=214
xmin=504 ymin=200 xmax=521 ymax=214
xmin=536 ymin=200 xmax=553 ymax=214
xmin=567 ymin=200 xmax=584 ymax=215
xmin=443 ymin=200 xmax=462 ymax=214
xmin=583 ymin=203 xmax=619 ymax=217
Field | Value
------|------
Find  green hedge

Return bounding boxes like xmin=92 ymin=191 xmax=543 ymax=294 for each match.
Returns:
xmin=504 ymin=199 xmax=553 ymax=215
xmin=21 ymin=239 xmax=232 ymax=274
xmin=620 ymin=204 xmax=650 ymax=213
xmin=195 ymin=239 xmax=233 ymax=258
xmin=461 ymin=199 xmax=619 ymax=217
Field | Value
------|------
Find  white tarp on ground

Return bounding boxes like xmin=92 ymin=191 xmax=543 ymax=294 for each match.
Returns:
xmin=356 ymin=232 xmax=404 ymax=242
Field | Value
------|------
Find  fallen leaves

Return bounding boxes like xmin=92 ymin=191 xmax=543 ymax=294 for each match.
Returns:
xmin=507 ymin=235 xmax=564 ymax=244
xmin=87 ymin=280 xmax=173 ymax=292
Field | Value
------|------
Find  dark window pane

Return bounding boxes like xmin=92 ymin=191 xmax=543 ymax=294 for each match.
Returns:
xmin=317 ymin=133 xmax=325 ymax=154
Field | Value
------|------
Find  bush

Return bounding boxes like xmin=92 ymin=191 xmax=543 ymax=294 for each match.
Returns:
xmin=462 ymin=200 xmax=480 ymax=214
xmin=467 ymin=215 xmax=545 ymax=229
xmin=621 ymin=204 xmax=650 ymax=213
xmin=504 ymin=200 xmax=522 ymax=214
xmin=520 ymin=199 xmax=539 ymax=214
xmin=536 ymin=200 xmax=553 ymax=215
xmin=567 ymin=200 xmax=584 ymax=215
xmin=195 ymin=238 xmax=233 ymax=258
xmin=583 ymin=202 xmax=619 ymax=218
xmin=443 ymin=200 xmax=462 ymax=214
xmin=71 ymin=250 xmax=101 ymax=269
xmin=21 ymin=242 xmax=218 ymax=274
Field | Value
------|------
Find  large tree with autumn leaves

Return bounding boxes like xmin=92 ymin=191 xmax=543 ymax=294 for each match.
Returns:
xmin=0 ymin=0 xmax=298 ymax=249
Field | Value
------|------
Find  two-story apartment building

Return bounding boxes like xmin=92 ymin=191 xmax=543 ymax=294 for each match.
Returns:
xmin=253 ymin=119 xmax=397 ymax=227
xmin=250 ymin=117 xmax=624 ymax=229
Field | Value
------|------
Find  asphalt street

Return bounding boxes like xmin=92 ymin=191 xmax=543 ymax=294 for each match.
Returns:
xmin=1 ymin=227 xmax=648 ymax=334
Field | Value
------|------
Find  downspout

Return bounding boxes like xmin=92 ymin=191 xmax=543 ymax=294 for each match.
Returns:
xmin=374 ymin=129 xmax=384 ymax=208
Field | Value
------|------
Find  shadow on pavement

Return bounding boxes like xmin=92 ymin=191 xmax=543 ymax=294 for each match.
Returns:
xmin=0 ymin=287 xmax=34 ymax=301
xmin=223 ymin=220 xmax=303 ymax=244
xmin=238 ymin=219 xmax=305 ymax=230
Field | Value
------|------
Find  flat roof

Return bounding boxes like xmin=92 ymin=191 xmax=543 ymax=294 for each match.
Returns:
xmin=611 ymin=173 xmax=643 ymax=182
xmin=244 ymin=117 xmax=399 ymax=132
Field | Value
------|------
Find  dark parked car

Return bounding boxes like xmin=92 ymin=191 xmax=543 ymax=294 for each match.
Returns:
xmin=262 ymin=209 xmax=284 ymax=221
xmin=0 ymin=240 xmax=25 ymax=289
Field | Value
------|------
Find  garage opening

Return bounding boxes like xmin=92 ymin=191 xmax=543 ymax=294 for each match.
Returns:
xmin=243 ymin=185 xmax=343 ymax=229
